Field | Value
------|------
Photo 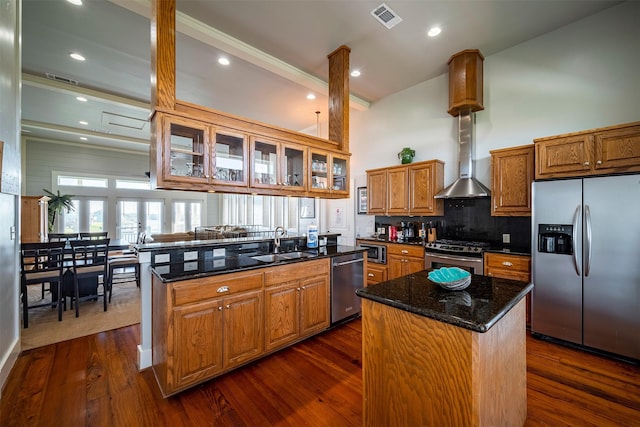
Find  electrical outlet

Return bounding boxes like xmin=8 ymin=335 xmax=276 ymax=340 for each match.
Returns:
xmin=502 ymin=234 xmax=511 ymax=244
xmin=377 ymin=227 xmax=386 ymax=235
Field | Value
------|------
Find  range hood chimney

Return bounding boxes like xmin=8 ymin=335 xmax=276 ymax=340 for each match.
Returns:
xmin=435 ymin=111 xmax=490 ymax=198
xmin=435 ymin=49 xmax=489 ymax=199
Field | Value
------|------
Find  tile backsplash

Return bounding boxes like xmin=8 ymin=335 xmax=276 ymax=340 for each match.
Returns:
xmin=374 ymin=197 xmax=531 ymax=249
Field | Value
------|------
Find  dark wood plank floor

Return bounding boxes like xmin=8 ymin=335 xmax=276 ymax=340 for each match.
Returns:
xmin=2 ymin=319 xmax=639 ymax=426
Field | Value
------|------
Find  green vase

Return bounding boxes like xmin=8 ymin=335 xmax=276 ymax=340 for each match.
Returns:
xmin=398 ymin=147 xmax=415 ymax=164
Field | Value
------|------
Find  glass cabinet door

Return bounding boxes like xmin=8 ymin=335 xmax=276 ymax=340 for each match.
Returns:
xmin=310 ymin=152 xmax=329 ymax=191
xmin=281 ymin=144 xmax=305 ymax=191
xmin=330 ymin=154 xmax=349 ymax=193
xmin=252 ymin=139 xmax=278 ymax=187
xmin=166 ymin=118 xmax=209 ymax=182
xmin=213 ymin=129 xmax=247 ymax=186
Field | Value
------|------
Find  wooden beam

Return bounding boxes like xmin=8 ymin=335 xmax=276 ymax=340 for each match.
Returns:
xmin=151 ymin=0 xmax=176 ymax=110
xmin=327 ymin=45 xmax=350 ymax=152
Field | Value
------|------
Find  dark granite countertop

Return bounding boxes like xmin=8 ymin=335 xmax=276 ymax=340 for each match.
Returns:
xmin=152 ymin=245 xmax=365 ymax=282
xmin=485 ymin=246 xmax=531 ymax=256
xmin=356 ymin=269 xmax=533 ymax=333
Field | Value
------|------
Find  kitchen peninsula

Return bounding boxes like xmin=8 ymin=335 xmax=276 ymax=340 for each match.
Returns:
xmin=356 ymin=271 xmax=532 ymax=426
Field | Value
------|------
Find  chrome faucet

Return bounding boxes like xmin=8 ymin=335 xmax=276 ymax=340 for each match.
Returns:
xmin=273 ymin=226 xmax=286 ymax=253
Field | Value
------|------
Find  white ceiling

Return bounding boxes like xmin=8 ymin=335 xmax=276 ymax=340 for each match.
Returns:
xmin=21 ymin=0 xmax=622 ymax=153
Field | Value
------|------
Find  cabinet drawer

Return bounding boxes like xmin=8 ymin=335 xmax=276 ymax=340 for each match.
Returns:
xmin=366 ymin=264 xmax=387 ymax=284
xmin=173 ymin=270 xmax=264 ymax=306
xmin=264 ymin=258 xmax=330 ymax=287
xmin=386 ymin=244 xmax=424 ymax=258
xmin=484 ymin=253 xmax=530 ymax=274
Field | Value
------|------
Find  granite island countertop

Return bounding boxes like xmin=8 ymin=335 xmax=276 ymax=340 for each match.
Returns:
xmin=151 ymin=245 xmax=365 ymax=282
xmin=356 ymin=269 xmax=533 ymax=333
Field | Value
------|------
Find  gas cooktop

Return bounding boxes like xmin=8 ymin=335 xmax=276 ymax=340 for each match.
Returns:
xmin=424 ymin=239 xmax=491 ymax=255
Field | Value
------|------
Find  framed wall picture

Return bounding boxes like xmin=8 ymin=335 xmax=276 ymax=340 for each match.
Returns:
xmin=300 ymin=197 xmax=315 ymax=218
xmin=357 ymin=187 xmax=368 ymax=214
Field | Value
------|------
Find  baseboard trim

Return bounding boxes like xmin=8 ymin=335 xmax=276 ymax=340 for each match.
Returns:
xmin=138 ymin=344 xmax=152 ymax=370
xmin=0 ymin=336 xmax=20 ymax=400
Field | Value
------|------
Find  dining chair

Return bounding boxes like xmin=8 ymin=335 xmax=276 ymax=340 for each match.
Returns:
xmin=106 ymin=232 xmax=143 ymax=302
xmin=79 ymin=231 xmax=108 ymax=240
xmin=48 ymin=232 xmax=79 ymax=243
xmin=69 ymin=238 xmax=110 ymax=316
xmin=20 ymin=242 xmax=66 ymax=328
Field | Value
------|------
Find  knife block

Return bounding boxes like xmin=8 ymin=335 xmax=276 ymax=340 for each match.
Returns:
xmin=427 ymin=228 xmax=437 ymax=243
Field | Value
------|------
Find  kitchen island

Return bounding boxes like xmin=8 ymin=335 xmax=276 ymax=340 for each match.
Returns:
xmin=356 ymin=270 xmax=532 ymax=426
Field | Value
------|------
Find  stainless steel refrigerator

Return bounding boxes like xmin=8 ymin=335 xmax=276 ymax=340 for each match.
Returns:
xmin=532 ymin=174 xmax=640 ymax=360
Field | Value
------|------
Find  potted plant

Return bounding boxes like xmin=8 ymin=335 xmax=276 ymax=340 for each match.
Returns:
xmin=398 ymin=147 xmax=416 ymax=164
xmin=43 ymin=189 xmax=75 ymax=232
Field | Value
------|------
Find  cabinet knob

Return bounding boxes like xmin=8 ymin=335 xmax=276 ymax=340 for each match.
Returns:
xmin=596 ymin=160 xmax=602 ymax=165
xmin=368 ymin=273 xmax=374 ymax=277
xmin=296 ymin=287 xmax=301 ymax=291
xmin=218 ymin=306 xmax=223 ymax=311
xmin=502 ymin=261 xmax=513 ymax=267
xmin=226 ymin=304 xmax=230 ymax=309
xmin=584 ymin=161 xmax=590 ymax=166
xmin=401 ymin=250 xmax=408 ymax=254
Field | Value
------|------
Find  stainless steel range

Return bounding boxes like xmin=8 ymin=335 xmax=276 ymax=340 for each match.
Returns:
xmin=424 ymin=239 xmax=490 ymax=275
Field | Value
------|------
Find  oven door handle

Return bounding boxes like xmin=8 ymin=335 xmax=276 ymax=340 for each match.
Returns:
xmin=425 ymin=253 xmax=482 ymax=264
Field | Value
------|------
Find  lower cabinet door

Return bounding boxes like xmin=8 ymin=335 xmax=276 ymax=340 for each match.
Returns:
xmin=174 ymin=299 xmax=224 ymax=389
xmin=265 ymin=284 xmax=299 ymax=351
xmin=223 ymin=289 xmax=264 ymax=368
xmin=299 ymin=275 xmax=330 ymax=337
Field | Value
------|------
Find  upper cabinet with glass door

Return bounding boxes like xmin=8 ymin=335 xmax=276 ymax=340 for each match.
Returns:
xmin=164 ymin=115 xmax=210 ymax=184
xmin=251 ymin=137 xmax=306 ymax=192
xmin=212 ymin=128 xmax=248 ymax=187
xmin=309 ymin=150 xmax=349 ymax=196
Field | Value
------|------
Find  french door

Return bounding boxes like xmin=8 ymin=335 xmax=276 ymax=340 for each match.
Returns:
xmin=116 ymin=199 xmax=164 ymax=242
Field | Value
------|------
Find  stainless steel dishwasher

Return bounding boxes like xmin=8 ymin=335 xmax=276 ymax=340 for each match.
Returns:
xmin=331 ymin=252 xmax=364 ymax=325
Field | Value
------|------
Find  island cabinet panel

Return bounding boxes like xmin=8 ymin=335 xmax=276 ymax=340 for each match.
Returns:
xmin=152 ymin=269 xmax=265 ymax=397
xmin=264 ymin=259 xmax=330 ymax=352
xmin=361 ymin=298 xmax=527 ymax=427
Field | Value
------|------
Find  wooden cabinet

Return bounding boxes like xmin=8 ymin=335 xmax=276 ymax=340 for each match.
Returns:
xmin=387 ymin=244 xmax=424 ymax=280
xmin=152 ymin=269 xmax=264 ymax=396
xmin=308 ymin=150 xmax=349 ymax=196
xmin=21 ymin=195 xmax=49 ymax=243
xmin=365 ymin=261 xmax=388 ymax=286
xmin=366 ymin=160 xmax=444 ymax=216
xmin=490 ymin=145 xmax=534 ymax=216
xmin=447 ymin=49 xmax=484 ymax=117
xmin=484 ymin=252 xmax=531 ymax=327
xmin=251 ymin=136 xmax=306 ymax=192
xmin=151 ymin=110 xmax=350 ymax=198
xmin=535 ymin=122 xmax=640 ymax=179
xmin=264 ymin=259 xmax=330 ymax=352
xmin=366 ymin=169 xmax=387 ymax=214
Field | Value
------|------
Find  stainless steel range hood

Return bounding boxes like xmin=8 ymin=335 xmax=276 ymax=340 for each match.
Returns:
xmin=435 ymin=111 xmax=490 ymax=199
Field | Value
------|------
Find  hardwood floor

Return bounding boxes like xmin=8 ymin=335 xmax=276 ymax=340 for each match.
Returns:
xmin=1 ymin=319 xmax=639 ymax=426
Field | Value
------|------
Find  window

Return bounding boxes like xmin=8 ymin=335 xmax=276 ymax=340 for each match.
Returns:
xmin=116 ymin=179 xmax=151 ymax=190
xmin=58 ymin=198 xmax=106 ymax=233
xmin=172 ymin=201 xmax=202 ymax=232
xmin=58 ymin=175 xmax=107 ymax=188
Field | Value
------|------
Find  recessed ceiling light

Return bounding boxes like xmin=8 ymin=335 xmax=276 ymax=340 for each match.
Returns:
xmin=67 ymin=0 xmax=83 ymax=5
xmin=80 ymin=137 xmax=88 ymax=141
xmin=307 ymin=93 xmax=316 ymax=100
xmin=427 ymin=26 xmax=442 ymax=37
xmin=76 ymin=96 xmax=87 ymax=102
xmin=79 ymin=120 xmax=88 ymax=125
xmin=218 ymin=57 xmax=230 ymax=66
xmin=69 ymin=52 xmax=85 ymax=61
xmin=351 ymin=70 xmax=361 ymax=77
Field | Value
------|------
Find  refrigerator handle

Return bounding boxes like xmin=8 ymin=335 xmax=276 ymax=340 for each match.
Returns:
xmin=572 ymin=205 xmax=581 ymax=276
xmin=584 ymin=204 xmax=592 ymax=277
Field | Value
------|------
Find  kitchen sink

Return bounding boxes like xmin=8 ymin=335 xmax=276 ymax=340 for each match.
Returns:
xmin=250 ymin=251 xmax=315 ymax=263
xmin=277 ymin=251 xmax=314 ymax=259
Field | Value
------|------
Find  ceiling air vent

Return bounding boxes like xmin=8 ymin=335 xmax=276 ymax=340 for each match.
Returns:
xmin=371 ymin=3 xmax=403 ymax=29
xmin=45 ymin=72 xmax=78 ymax=85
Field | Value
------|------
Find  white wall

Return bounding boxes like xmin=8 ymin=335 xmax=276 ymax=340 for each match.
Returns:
xmin=349 ymin=1 xmax=640 ymax=236
xmin=0 ymin=0 xmax=21 ymax=395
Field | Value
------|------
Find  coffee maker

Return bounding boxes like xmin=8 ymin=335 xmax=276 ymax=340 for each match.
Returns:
xmin=401 ymin=222 xmax=415 ymax=241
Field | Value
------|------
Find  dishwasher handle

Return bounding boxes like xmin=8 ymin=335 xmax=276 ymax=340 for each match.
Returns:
xmin=333 ymin=258 xmax=365 ymax=267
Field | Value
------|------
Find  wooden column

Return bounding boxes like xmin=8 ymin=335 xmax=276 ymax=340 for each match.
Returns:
xmin=151 ymin=0 xmax=176 ymax=110
xmin=327 ymin=45 xmax=350 ymax=152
